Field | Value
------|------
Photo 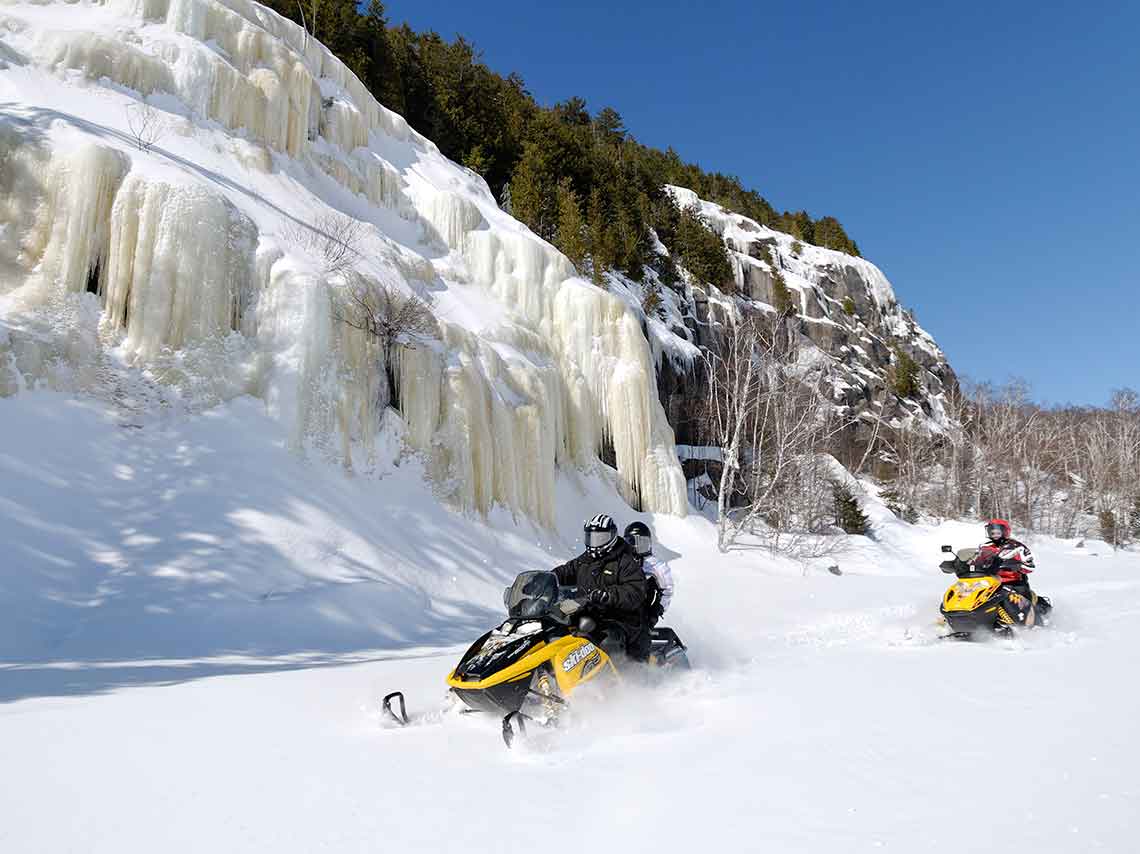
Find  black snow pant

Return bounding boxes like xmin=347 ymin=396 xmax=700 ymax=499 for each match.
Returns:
xmin=1007 ymin=578 xmax=1051 ymax=617
xmin=600 ymin=621 xmax=651 ymax=663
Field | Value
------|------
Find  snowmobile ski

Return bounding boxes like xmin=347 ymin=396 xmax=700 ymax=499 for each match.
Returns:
xmin=502 ymin=710 xmax=541 ymax=748
xmin=382 ymin=691 xmax=409 ymax=726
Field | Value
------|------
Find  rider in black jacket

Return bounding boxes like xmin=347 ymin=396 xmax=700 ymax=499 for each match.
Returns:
xmin=553 ymin=513 xmax=650 ymax=661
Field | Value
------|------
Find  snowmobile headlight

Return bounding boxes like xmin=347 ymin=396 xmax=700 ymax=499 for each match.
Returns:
xmin=954 ymin=580 xmax=986 ymax=597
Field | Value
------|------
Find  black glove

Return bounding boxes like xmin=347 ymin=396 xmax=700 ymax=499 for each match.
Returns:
xmin=588 ymin=588 xmax=613 ymax=607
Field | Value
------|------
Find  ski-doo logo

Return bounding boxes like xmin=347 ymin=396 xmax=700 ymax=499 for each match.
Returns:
xmin=561 ymin=643 xmax=598 ymax=673
xmin=580 ymin=652 xmax=601 ymax=678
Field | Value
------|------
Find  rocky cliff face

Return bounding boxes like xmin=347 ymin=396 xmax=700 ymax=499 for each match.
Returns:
xmin=657 ymin=186 xmax=957 ymax=448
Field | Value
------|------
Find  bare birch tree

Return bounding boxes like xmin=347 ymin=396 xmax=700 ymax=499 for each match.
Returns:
xmin=703 ymin=311 xmax=851 ymax=554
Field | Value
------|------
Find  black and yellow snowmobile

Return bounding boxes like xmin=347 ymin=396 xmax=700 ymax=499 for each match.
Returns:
xmin=938 ymin=545 xmax=1050 ymax=639
xmin=383 ymin=570 xmax=689 ymax=746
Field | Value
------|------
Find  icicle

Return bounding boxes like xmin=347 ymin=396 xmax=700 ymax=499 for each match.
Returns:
xmin=421 ymin=191 xmax=485 ymax=253
xmin=0 ymin=136 xmax=128 ymax=304
xmin=0 ymin=0 xmax=690 ymax=521
xmin=103 ymin=176 xmax=257 ymax=361
xmin=39 ymin=32 xmax=176 ymax=98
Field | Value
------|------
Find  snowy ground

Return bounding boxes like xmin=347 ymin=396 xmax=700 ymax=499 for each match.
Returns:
xmin=2 ymin=390 xmax=1139 ymax=853
xmin=5 ymin=2 xmax=1133 ymax=849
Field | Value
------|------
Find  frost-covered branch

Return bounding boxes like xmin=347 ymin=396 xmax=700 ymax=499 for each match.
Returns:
xmin=333 ymin=274 xmax=438 ymax=412
xmin=125 ymin=102 xmax=167 ymax=152
xmin=281 ymin=212 xmax=364 ymax=276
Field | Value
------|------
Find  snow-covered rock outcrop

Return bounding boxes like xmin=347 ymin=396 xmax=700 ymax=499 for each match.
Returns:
xmin=0 ymin=0 xmax=687 ymax=523
xmin=665 ymin=186 xmax=957 ymax=431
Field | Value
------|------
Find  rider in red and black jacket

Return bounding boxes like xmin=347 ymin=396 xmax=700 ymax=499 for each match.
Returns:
xmin=973 ymin=519 xmax=1053 ymax=619
xmin=974 ymin=519 xmax=1035 ymax=590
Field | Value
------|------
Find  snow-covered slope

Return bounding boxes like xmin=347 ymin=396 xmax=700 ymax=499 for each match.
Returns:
xmin=7 ymin=5 xmax=1137 ymax=851
xmin=0 ymin=0 xmax=686 ymax=525
xmin=4 ymin=386 xmax=1138 ymax=853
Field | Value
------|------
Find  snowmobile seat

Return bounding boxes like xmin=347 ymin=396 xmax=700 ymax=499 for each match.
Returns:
xmin=648 ymin=627 xmax=689 ymax=668
xmin=644 ymin=575 xmax=665 ymax=626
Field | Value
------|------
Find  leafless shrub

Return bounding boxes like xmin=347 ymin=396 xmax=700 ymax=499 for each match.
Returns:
xmin=281 ymin=212 xmax=364 ymax=276
xmin=125 ymin=102 xmax=167 ymax=152
xmin=333 ymin=273 xmax=438 ymax=411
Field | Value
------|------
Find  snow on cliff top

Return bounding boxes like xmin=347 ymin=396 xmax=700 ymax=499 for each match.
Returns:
xmin=666 ymin=184 xmax=946 ymax=365
xmin=667 ymin=184 xmax=897 ymax=309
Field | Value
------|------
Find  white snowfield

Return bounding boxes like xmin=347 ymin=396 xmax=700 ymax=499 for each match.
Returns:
xmin=2 ymin=1 xmax=1139 ymax=851
xmin=2 ymin=389 xmax=1139 ymax=853
xmin=0 ymin=0 xmax=686 ymax=525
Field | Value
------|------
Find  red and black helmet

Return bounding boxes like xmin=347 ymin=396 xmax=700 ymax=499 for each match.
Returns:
xmin=985 ymin=519 xmax=1011 ymax=542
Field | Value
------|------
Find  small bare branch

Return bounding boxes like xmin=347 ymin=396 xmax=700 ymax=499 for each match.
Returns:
xmin=332 ymin=273 xmax=438 ymax=411
xmin=125 ymin=102 xmax=167 ymax=152
xmin=281 ymin=212 xmax=364 ymax=276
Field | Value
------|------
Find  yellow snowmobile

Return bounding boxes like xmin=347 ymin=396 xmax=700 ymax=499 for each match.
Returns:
xmin=938 ymin=545 xmax=1051 ymax=638
xmin=383 ymin=570 xmax=689 ymax=746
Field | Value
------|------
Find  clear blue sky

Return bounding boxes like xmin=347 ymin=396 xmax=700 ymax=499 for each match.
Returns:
xmin=383 ymin=0 xmax=1139 ymax=406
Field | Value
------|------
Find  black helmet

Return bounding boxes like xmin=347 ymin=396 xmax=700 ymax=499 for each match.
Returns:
xmin=624 ymin=521 xmax=652 ymax=557
xmin=584 ymin=513 xmax=619 ymax=557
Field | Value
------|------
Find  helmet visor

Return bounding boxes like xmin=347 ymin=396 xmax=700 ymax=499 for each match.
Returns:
xmin=986 ymin=524 xmax=1005 ymax=540
xmin=629 ymin=533 xmax=652 ymax=555
xmin=585 ymin=530 xmax=615 ymax=550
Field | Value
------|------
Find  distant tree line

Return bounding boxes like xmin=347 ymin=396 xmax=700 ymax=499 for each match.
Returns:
xmin=864 ymin=383 xmax=1140 ymax=547
xmin=263 ymin=0 xmax=861 ymax=290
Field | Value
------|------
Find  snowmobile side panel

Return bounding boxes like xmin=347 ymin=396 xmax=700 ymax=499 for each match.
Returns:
xmin=447 ymin=634 xmax=616 ymax=717
xmin=447 ymin=634 xmax=610 ymax=693
xmin=548 ymin=637 xmax=616 ymax=695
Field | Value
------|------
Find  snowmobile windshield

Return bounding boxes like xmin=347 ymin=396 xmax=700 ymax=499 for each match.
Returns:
xmin=505 ymin=571 xmax=561 ymax=619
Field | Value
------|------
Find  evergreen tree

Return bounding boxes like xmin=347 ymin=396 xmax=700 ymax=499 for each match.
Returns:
xmin=553 ymin=96 xmax=590 ymax=127
xmin=772 ymin=269 xmax=796 ymax=316
xmin=463 ymin=144 xmax=489 ymax=176
xmin=890 ymin=346 xmax=922 ymax=399
xmin=833 ymin=482 xmax=870 ymax=534
xmin=586 ymin=187 xmax=612 ymax=287
xmin=642 ymin=279 xmax=664 ymax=318
xmin=656 ymin=250 xmax=682 ymax=290
xmin=615 ymin=195 xmax=651 ymax=281
xmin=592 ymin=107 xmax=626 ymax=146
xmin=670 ymin=206 xmax=733 ymax=290
xmin=1100 ymin=510 xmax=1118 ymax=548
xmin=843 ymin=296 xmax=857 ymax=315
xmin=778 ymin=210 xmax=815 ymax=243
xmin=814 ymin=215 xmax=860 ymax=256
xmin=555 ymin=177 xmax=587 ymax=270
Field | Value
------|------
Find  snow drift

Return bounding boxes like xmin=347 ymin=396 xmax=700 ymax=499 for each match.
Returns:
xmin=0 ymin=0 xmax=687 ymax=523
